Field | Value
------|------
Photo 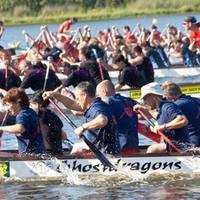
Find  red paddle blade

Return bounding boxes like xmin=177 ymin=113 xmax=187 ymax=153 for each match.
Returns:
xmin=15 ymin=52 xmax=28 ymax=69
xmin=138 ymin=122 xmax=161 ymax=143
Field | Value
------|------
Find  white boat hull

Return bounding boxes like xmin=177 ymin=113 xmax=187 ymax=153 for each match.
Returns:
xmin=109 ymin=67 xmax=200 ymax=79
xmin=1 ymin=152 xmax=200 ymax=181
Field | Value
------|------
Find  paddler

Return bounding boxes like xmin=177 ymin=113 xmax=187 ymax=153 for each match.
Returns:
xmin=134 ymin=82 xmax=189 ymax=153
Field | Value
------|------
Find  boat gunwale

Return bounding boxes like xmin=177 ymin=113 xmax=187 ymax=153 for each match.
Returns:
xmin=0 ymin=147 xmax=199 ymax=161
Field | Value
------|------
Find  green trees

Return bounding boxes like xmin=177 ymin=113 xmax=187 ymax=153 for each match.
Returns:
xmin=0 ymin=0 xmax=199 ymax=25
xmin=0 ymin=0 xmax=127 ymax=13
xmin=0 ymin=0 xmax=17 ymax=12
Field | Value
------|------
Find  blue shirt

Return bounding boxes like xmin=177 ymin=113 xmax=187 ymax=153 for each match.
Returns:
xmin=16 ymin=107 xmax=45 ymax=154
xmin=108 ymin=94 xmax=139 ymax=151
xmin=84 ymin=97 xmax=120 ymax=155
xmin=157 ymin=100 xmax=189 ymax=150
xmin=174 ymin=94 xmax=200 ymax=146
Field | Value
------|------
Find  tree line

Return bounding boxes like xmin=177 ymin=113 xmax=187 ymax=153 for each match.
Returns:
xmin=0 ymin=0 xmax=129 ymax=12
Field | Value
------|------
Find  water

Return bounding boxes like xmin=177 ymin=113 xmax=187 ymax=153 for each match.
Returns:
xmin=2 ymin=14 xmax=200 ymax=49
xmin=1 ymin=174 xmax=200 ymax=199
xmin=1 ymin=14 xmax=200 ymax=199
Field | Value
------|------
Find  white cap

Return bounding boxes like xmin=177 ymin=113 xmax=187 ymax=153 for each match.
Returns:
xmin=140 ymin=82 xmax=163 ymax=99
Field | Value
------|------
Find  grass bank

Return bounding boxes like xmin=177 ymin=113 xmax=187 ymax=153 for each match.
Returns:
xmin=2 ymin=0 xmax=200 ymax=26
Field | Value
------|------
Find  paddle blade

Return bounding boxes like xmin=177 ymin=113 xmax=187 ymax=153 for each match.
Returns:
xmin=0 ymin=111 xmax=9 ymax=149
xmin=138 ymin=123 xmax=161 ymax=143
xmin=82 ymin=135 xmax=116 ymax=169
xmin=15 ymin=52 xmax=28 ymax=70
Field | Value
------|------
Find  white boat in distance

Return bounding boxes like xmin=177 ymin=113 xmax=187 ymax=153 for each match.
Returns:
xmin=109 ymin=66 xmax=200 ymax=79
xmin=55 ymin=67 xmax=200 ymax=87
xmin=0 ymin=148 xmax=200 ymax=182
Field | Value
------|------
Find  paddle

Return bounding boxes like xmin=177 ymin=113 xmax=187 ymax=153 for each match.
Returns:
xmin=4 ymin=62 xmax=8 ymax=91
xmin=22 ymin=30 xmax=30 ymax=48
xmin=43 ymin=60 xmax=50 ymax=91
xmin=91 ymin=48 xmax=104 ymax=81
xmin=16 ymin=29 xmax=44 ymax=69
xmin=136 ymin=108 xmax=181 ymax=153
xmin=0 ymin=111 xmax=9 ymax=148
xmin=41 ymin=62 xmax=76 ymax=148
xmin=48 ymin=98 xmax=116 ymax=168
xmin=138 ymin=122 xmax=161 ymax=143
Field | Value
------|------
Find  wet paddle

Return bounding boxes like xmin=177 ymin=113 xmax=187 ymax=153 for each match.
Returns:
xmin=49 ymin=98 xmax=116 ymax=168
xmin=136 ymin=108 xmax=181 ymax=153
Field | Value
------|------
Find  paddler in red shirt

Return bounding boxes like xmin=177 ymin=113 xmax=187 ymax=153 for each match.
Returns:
xmin=183 ymin=16 xmax=200 ymax=52
xmin=58 ymin=18 xmax=78 ymax=34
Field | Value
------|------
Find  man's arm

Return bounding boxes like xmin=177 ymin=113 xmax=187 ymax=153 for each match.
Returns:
xmin=0 ymin=124 xmax=25 ymax=135
xmin=74 ymin=114 xmax=108 ymax=137
xmin=43 ymin=91 xmax=83 ymax=112
xmin=151 ymin=115 xmax=188 ymax=133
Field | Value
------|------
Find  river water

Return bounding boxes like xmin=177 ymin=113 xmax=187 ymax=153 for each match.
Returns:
xmin=1 ymin=14 xmax=200 ymax=199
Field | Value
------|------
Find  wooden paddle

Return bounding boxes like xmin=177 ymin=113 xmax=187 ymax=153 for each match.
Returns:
xmin=49 ymin=98 xmax=116 ymax=168
xmin=136 ymin=108 xmax=181 ymax=153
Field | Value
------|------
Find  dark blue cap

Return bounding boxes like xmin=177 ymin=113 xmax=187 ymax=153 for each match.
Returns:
xmin=184 ymin=16 xmax=197 ymax=24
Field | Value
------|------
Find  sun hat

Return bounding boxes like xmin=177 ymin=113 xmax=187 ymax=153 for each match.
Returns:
xmin=184 ymin=16 xmax=197 ymax=24
xmin=140 ymin=82 xmax=163 ymax=100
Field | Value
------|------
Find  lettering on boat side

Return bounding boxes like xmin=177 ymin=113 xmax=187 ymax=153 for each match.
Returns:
xmin=0 ymin=162 xmax=10 ymax=177
xmin=61 ymin=159 xmax=182 ymax=174
xmin=130 ymin=85 xmax=200 ymax=99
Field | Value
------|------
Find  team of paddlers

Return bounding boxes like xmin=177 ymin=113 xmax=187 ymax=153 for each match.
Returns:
xmin=0 ymin=16 xmax=199 ymax=156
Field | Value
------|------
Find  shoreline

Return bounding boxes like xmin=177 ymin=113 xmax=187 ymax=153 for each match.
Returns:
xmin=3 ymin=9 xmax=199 ymax=26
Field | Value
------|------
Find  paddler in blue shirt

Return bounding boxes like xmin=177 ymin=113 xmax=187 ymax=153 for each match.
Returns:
xmin=96 ymin=80 xmax=139 ymax=154
xmin=134 ymin=82 xmax=189 ymax=153
xmin=0 ymin=88 xmax=45 ymax=154
xmin=42 ymin=81 xmax=120 ymax=155
xmin=162 ymin=81 xmax=200 ymax=147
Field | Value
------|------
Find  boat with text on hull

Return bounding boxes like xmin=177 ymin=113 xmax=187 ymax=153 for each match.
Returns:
xmin=124 ymin=81 xmax=200 ymax=99
xmin=0 ymin=147 xmax=200 ymax=182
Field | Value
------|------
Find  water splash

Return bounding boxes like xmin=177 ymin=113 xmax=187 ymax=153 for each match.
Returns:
xmin=50 ymin=157 xmax=88 ymax=185
xmin=112 ymin=158 xmax=147 ymax=182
